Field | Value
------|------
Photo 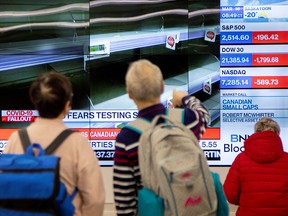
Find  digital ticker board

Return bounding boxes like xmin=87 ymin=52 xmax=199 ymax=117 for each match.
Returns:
xmin=219 ymin=0 xmax=288 ymax=165
xmin=1 ymin=1 xmax=288 ymax=167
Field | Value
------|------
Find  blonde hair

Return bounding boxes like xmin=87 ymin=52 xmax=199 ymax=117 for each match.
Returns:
xmin=125 ymin=59 xmax=163 ymax=102
xmin=254 ymin=117 xmax=280 ymax=135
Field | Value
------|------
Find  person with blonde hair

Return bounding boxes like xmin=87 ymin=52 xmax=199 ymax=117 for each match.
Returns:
xmin=254 ymin=117 xmax=280 ymax=134
xmin=113 ymin=59 xmax=210 ymax=216
xmin=224 ymin=117 xmax=288 ymax=216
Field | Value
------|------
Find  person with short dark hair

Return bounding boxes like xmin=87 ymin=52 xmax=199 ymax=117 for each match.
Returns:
xmin=113 ymin=59 xmax=210 ymax=216
xmin=29 ymin=71 xmax=74 ymax=119
xmin=224 ymin=117 xmax=288 ymax=216
xmin=4 ymin=71 xmax=105 ymax=216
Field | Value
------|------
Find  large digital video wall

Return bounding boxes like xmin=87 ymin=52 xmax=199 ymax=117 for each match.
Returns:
xmin=1 ymin=0 xmax=284 ymax=166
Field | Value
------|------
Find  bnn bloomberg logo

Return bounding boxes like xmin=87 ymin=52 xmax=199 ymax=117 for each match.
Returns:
xmin=224 ymin=134 xmax=249 ymax=152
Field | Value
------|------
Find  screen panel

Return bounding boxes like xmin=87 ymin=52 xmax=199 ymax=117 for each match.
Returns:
xmin=0 ymin=0 xmax=90 ymax=153
xmin=219 ymin=0 xmax=288 ymax=165
xmin=84 ymin=0 xmax=191 ymax=165
xmin=4 ymin=1 xmax=284 ymax=167
xmin=0 ymin=0 xmax=222 ymax=166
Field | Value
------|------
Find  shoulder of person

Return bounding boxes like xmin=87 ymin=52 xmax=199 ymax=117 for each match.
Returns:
xmin=66 ymin=130 xmax=89 ymax=142
xmin=116 ymin=126 xmax=140 ymax=144
xmin=9 ymin=130 xmax=20 ymax=140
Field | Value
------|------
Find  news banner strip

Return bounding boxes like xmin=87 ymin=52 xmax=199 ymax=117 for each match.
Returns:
xmin=220 ymin=67 xmax=288 ymax=89
xmin=221 ymin=44 xmax=288 ymax=54
xmin=221 ymin=22 xmax=288 ymax=32
xmin=220 ymin=67 xmax=288 ymax=76
xmin=1 ymin=110 xmax=138 ymax=123
xmin=221 ymin=31 xmax=288 ymax=44
xmin=220 ymin=22 xmax=288 ymax=44
xmin=0 ymin=139 xmax=223 ymax=162
xmin=220 ymin=76 xmax=288 ymax=89
xmin=0 ymin=138 xmax=222 ymax=164
xmin=0 ymin=128 xmax=222 ymax=164
xmin=220 ymin=5 xmax=288 ymax=20
xmin=0 ymin=128 xmax=117 ymax=164
xmin=220 ymin=97 xmax=288 ymax=110
xmin=220 ymin=44 xmax=288 ymax=67
xmin=220 ymin=89 xmax=288 ymax=110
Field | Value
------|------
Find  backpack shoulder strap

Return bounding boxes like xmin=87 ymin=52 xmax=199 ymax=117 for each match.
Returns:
xmin=19 ymin=128 xmax=76 ymax=155
xmin=124 ymin=109 xmax=184 ymax=134
xmin=124 ymin=118 xmax=151 ymax=135
xmin=166 ymin=108 xmax=184 ymax=123
xmin=166 ymin=108 xmax=198 ymax=143
xmin=45 ymin=129 xmax=76 ymax=155
xmin=18 ymin=128 xmax=31 ymax=152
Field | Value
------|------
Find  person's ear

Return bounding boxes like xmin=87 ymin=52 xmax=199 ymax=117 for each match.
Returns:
xmin=126 ymin=86 xmax=133 ymax=99
xmin=64 ymin=100 xmax=71 ymax=115
xmin=161 ymin=81 xmax=164 ymax=94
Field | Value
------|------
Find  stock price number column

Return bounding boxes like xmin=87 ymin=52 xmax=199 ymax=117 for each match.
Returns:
xmin=220 ymin=7 xmax=253 ymax=165
xmin=220 ymin=6 xmax=253 ymax=91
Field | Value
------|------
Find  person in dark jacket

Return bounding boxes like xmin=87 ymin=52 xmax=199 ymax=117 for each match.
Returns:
xmin=223 ymin=117 xmax=288 ymax=216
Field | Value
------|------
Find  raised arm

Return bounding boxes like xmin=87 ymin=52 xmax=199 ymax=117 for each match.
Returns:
xmin=172 ymin=89 xmax=210 ymax=139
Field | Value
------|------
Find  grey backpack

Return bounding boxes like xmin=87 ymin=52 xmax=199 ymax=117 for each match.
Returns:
xmin=127 ymin=109 xmax=217 ymax=216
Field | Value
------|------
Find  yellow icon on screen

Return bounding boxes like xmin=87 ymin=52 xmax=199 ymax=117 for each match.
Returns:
xmin=258 ymin=12 xmax=268 ymax=18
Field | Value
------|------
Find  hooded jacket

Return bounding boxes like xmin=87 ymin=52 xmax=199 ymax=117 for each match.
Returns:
xmin=223 ymin=130 xmax=288 ymax=216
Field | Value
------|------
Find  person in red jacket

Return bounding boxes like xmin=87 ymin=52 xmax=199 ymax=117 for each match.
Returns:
xmin=223 ymin=117 xmax=288 ymax=216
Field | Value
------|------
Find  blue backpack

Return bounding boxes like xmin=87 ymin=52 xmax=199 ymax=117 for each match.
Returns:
xmin=0 ymin=129 xmax=77 ymax=216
